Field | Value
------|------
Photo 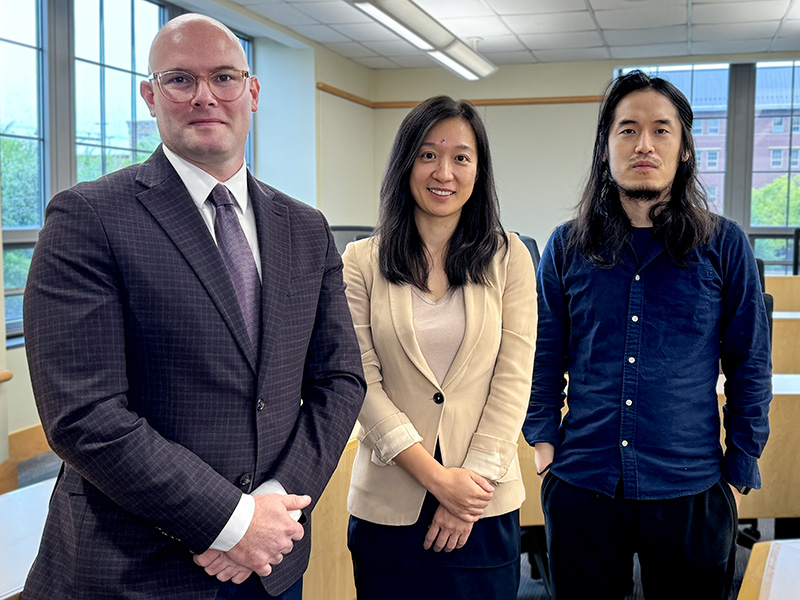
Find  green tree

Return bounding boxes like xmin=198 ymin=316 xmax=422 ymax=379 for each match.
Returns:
xmin=0 ymin=133 xmax=43 ymax=228
xmin=750 ymin=173 xmax=800 ymax=227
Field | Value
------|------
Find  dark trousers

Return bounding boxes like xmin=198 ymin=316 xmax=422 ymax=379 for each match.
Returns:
xmin=541 ymin=474 xmax=738 ymax=600
xmin=216 ymin=575 xmax=302 ymax=600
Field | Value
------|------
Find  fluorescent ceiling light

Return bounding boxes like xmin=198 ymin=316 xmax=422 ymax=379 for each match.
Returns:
xmin=354 ymin=2 xmax=432 ymax=50
xmin=349 ymin=0 xmax=498 ymax=81
xmin=427 ymin=51 xmax=479 ymax=81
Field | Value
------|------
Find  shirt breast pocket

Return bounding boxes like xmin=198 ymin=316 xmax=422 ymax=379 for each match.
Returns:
xmin=655 ymin=265 xmax=717 ymax=335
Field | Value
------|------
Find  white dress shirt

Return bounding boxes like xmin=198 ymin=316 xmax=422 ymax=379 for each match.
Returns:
xmin=162 ymin=146 xmax=299 ymax=553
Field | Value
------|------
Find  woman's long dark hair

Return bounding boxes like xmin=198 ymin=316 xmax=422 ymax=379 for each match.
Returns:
xmin=376 ymin=96 xmax=506 ymax=290
xmin=570 ymin=70 xmax=718 ymax=267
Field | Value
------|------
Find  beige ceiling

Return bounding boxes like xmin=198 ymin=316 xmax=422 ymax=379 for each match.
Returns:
xmin=226 ymin=0 xmax=800 ymax=69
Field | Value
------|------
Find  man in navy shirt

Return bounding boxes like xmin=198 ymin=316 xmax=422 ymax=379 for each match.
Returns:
xmin=524 ymin=70 xmax=772 ymax=599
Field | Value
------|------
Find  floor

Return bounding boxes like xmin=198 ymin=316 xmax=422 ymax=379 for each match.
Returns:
xmin=15 ymin=453 xmax=772 ymax=600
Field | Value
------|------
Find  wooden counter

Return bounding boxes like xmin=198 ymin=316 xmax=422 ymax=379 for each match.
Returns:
xmin=737 ymin=539 xmax=800 ymax=600
xmin=765 ymin=276 xmax=800 ymax=312
xmin=0 ymin=478 xmax=54 ymax=600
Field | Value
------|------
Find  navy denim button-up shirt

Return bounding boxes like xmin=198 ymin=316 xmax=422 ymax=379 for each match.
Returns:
xmin=523 ymin=217 xmax=771 ymax=500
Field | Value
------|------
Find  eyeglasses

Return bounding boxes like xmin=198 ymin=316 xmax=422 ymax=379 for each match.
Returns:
xmin=150 ymin=69 xmax=251 ymax=103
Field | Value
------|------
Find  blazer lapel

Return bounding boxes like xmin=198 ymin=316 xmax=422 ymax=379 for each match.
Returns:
xmin=441 ymin=282 xmax=487 ymax=389
xmin=135 ymin=148 xmax=257 ymax=371
xmin=249 ymin=175 xmax=290 ymax=374
xmin=388 ymin=284 xmax=440 ymax=388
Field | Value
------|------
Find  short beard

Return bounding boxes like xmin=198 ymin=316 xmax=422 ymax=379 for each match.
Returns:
xmin=616 ymin=184 xmax=668 ymax=203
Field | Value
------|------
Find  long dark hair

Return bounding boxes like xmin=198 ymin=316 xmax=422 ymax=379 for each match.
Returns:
xmin=376 ymin=95 xmax=506 ymax=290
xmin=570 ymin=70 xmax=717 ymax=267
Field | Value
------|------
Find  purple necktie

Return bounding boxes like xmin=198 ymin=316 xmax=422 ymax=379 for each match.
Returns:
xmin=208 ymin=183 xmax=261 ymax=349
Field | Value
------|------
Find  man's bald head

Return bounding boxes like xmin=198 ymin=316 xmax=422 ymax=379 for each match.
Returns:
xmin=148 ymin=13 xmax=249 ymax=74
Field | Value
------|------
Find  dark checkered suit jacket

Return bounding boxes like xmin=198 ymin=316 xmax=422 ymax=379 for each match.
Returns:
xmin=21 ymin=147 xmax=366 ymax=599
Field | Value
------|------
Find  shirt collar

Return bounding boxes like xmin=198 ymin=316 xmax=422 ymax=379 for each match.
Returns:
xmin=162 ymin=145 xmax=250 ymax=213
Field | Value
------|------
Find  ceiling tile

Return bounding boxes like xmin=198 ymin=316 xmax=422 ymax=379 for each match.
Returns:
xmin=351 ymin=56 xmax=402 ymax=69
xmin=321 ymin=42 xmax=378 ymax=58
xmin=691 ymin=38 xmax=772 ymax=53
xmin=292 ymin=1 xmax=368 ymax=24
xmin=594 ymin=6 xmax=686 ymax=28
xmin=770 ymin=37 xmax=800 ymax=51
xmin=329 ymin=21 xmax=400 ymax=41
xmin=503 ymin=11 xmax=598 ymax=34
xmin=692 ymin=22 xmax=780 ymax=41
xmin=491 ymin=0 xmax=587 ymax=14
xmin=438 ymin=16 xmax=514 ymax=38
xmin=468 ymin=35 xmax=526 ymax=53
xmin=589 ymin=0 xmax=686 ymax=9
xmin=533 ymin=47 xmax=612 ymax=62
xmin=603 ymin=25 xmax=687 ymax=45
xmin=290 ymin=24 xmax=351 ymax=42
xmin=484 ymin=50 xmax=539 ymax=65
xmin=242 ymin=3 xmax=319 ymax=25
xmin=360 ymin=39 xmax=422 ymax=56
xmin=415 ymin=0 xmax=495 ymax=19
xmin=692 ymin=1 xmax=790 ymax=24
xmin=610 ymin=42 xmax=689 ymax=59
xmin=519 ymin=31 xmax=605 ymax=50
xmin=385 ymin=54 xmax=442 ymax=68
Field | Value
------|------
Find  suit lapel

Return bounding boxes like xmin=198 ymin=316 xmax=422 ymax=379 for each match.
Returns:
xmin=135 ymin=148 xmax=257 ymax=371
xmin=441 ymin=283 xmax=487 ymax=389
xmin=388 ymin=284 xmax=440 ymax=388
xmin=249 ymin=175 xmax=289 ymax=374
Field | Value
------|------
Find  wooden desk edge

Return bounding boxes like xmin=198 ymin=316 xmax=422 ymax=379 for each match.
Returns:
xmin=736 ymin=541 xmax=770 ymax=600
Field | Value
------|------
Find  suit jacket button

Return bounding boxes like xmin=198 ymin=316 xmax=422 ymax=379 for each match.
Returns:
xmin=239 ymin=473 xmax=252 ymax=487
xmin=433 ymin=392 xmax=444 ymax=404
xmin=256 ymin=398 xmax=265 ymax=411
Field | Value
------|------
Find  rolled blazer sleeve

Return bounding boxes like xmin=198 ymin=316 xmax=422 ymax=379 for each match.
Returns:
xmin=342 ymin=240 xmax=424 ymax=465
xmin=461 ymin=235 xmax=537 ymax=482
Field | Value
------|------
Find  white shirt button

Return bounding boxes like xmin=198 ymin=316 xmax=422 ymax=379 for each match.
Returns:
xmin=621 ymin=440 xmax=629 ymax=447
xmin=632 ymin=315 xmax=639 ymax=322
xmin=635 ymin=274 xmax=641 ymax=281
xmin=626 ymin=399 xmax=633 ymax=406
xmin=628 ymin=356 xmax=636 ymax=363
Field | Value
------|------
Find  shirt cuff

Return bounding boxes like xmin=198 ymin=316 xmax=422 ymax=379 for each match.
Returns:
xmin=252 ymin=479 xmax=302 ymax=521
xmin=209 ymin=493 xmax=255 ymax=552
xmin=208 ymin=479 xmax=302 ymax=552
xmin=722 ymin=448 xmax=762 ymax=490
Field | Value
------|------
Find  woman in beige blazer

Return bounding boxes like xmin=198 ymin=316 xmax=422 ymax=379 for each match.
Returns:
xmin=342 ymin=96 xmax=537 ymax=600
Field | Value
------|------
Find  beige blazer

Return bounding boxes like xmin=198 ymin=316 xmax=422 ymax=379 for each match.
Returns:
xmin=342 ymin=233 xmax=536 ymax=525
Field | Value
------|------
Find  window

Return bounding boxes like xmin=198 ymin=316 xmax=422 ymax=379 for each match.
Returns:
xmin=74 ymin=0 xmax=162 ymax=182
xmin=707 ymin=150 xmax=719 ymax=169
xmin=0 ymin=0 xmax=254 ymax=338
xmin=697 ymin=150 xmax=703 ymax=168
xmin=693 ymin=121 xmax=703 ymax=135
xmin=750 ymin=61 xmax=800 ymax=270
xmin=707 ymin=185 xmax=718 ymax=206
xmin=708 ymin=119 xmax=720 ymax=134
xmin=1 ymin=0 xmax=44 ymax=335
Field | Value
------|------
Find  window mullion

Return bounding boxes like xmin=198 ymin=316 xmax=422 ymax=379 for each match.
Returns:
xmin=724 ymin=63 xmax=756 ymax=229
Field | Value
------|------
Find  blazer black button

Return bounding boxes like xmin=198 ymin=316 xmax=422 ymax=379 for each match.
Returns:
xmin=256 ymin=398 xmax=265 ymax=411
xmin=433 ymin=392 xmax=444 ymax=404
xmin=239 ymin=473 xmax=252 ymax=487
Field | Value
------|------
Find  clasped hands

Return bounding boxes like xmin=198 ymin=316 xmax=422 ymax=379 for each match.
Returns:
xmin=193 ymin=493 xmax=311 ymax=584
xmin=425 ymin=467 xmax=494 ymax=553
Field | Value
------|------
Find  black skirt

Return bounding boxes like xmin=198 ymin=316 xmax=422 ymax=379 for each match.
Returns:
xmin=348 ymin=490 xmax=520 ymax=600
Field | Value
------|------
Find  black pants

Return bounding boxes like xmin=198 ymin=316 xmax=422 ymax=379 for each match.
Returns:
xmin=541 ymin=474 xmax=738 ymax=600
